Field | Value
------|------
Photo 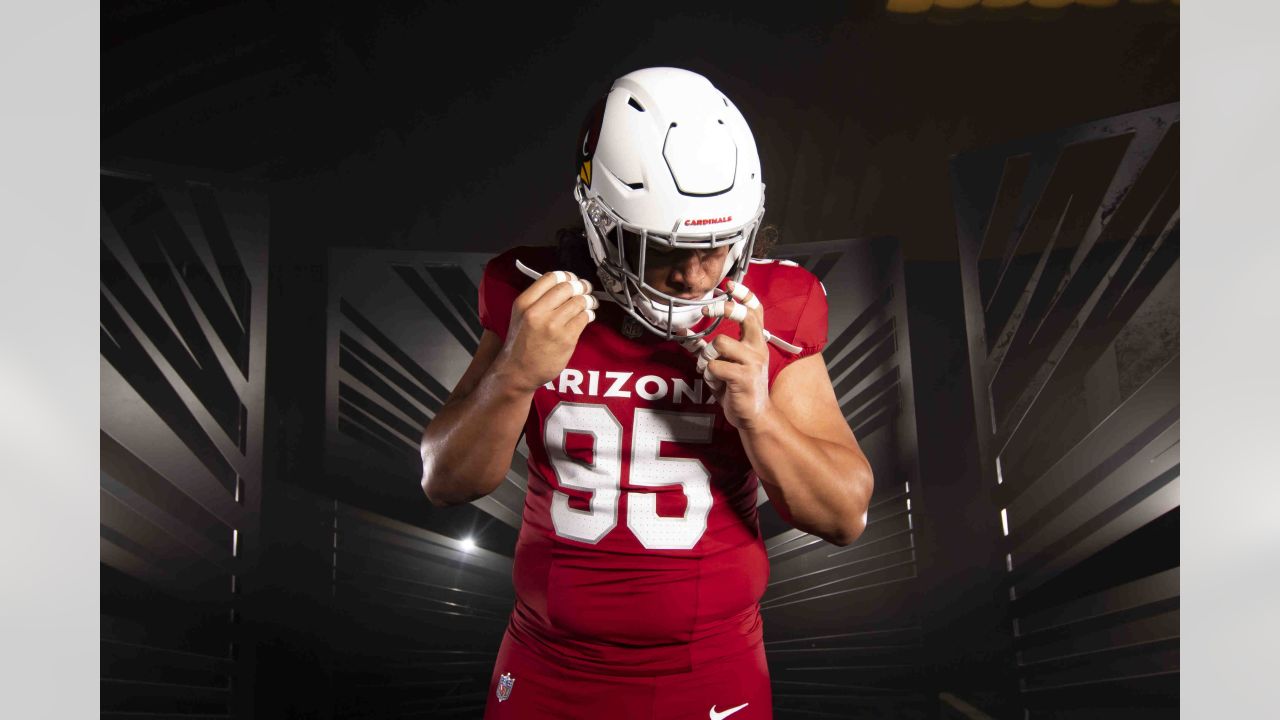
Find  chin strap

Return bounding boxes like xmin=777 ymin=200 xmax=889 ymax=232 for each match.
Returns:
xmin=673 ymin=280 xmax=802 ymax=393
xmin=686 ymin=280 xmax=803 ymax=353
xmin=514 ymin=259 xmax=802 ymax=367
xmin=515 ymin=259 xmax=606 ymax=297
xmin=675 ymin=280 xmax=803 ymax=392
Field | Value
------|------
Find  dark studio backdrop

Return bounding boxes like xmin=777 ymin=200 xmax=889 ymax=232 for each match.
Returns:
xmin=99 ymin=2 xmax=1179 ymax=718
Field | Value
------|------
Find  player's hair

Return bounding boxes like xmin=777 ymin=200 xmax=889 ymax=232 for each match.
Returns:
xmin=752 ymin=223 xmax=779 ymax=259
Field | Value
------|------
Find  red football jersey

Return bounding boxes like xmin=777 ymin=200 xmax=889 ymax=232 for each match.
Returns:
xmin=478 ymin=245 xmax=828 ymax=676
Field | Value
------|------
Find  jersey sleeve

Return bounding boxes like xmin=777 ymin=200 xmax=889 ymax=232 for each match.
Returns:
xmin=767 ymin=272 xmax=829 ymax=387
xmin=477 ymin=248 xmax=531 ymax=343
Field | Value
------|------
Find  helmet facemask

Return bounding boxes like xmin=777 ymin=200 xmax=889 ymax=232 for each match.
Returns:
xmin=576 ymin=183 xmax=765 ymax=342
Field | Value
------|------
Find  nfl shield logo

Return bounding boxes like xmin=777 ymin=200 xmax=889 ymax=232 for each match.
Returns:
xmin=622 ymin=317 xmax=644 ymax=339
xmin=496 ymin=672 xmax=515 ymax=702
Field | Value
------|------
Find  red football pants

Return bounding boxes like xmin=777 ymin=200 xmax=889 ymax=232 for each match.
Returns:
xmin=483 ymin=629 xmax=773 ymax=720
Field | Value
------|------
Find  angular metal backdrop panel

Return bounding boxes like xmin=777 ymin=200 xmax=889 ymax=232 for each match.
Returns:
xmin=324 ymin=248 xmax=525 ymax=555
xmin=951 ymin=103 xmax=1179 ymax=718
xmin=753 ymin=239 xmax=927 ymax=719
xmin=323 ymin=248 xmax=529 ymax=718
xmin=329 ymin=503 xmax=515 ymax=718
xmin=100 ymin=167 xmax=268 ymax=718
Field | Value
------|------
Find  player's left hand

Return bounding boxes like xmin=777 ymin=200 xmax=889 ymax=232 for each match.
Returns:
xmin=696 ymin=280 xmax=773 ymax=431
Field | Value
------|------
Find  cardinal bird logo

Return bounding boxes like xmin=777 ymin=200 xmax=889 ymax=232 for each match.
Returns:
xmin=577 ymin=96 xmax=606 ymax=188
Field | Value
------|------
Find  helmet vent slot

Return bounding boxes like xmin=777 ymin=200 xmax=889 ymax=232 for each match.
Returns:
xmin=625 ymin=182 xmax=645 ymax=190
xmin=628 ymin=97 xmax=645 ymax=112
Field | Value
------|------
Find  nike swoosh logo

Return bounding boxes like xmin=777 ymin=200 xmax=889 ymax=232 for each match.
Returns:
xmin=710 ymin=702 xmax=749 ymax=720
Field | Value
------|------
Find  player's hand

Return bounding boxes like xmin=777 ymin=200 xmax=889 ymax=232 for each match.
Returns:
xmin=496 ymin=270 xmax=598 ymax=394
xmin=698 ymin=280 xmax=772 ymax=431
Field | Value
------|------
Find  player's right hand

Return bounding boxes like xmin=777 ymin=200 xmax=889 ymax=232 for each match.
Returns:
xmin=496 ymin=270 xmax=599 ymax=393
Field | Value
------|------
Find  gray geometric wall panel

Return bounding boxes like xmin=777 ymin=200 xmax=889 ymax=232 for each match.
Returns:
xmin=325 ymin=248 xmax=526 ymax=554
xmin=323 ymin=248 xmax=526 ymax=717
xmin=100 ymin=167 xmax=268 ymax=718
xmin=270 ymin=482 xmax=515 ymax=720
xmin=755 ymin=238 xmax=927 ymax=719
xmin=951 ymin=103 xmax=1179 ymax=717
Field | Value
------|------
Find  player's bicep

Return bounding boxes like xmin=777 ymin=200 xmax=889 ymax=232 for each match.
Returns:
xmin=770 ymin=353 xmax=858 ymax=451
xmin=444 ymin=328 xmax=505 ymax=407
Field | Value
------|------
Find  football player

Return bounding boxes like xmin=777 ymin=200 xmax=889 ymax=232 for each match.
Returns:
xmin=420 ymin=67 xmax=873 ymax=720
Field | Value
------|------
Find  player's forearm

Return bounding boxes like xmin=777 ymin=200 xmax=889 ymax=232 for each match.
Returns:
xmin=738 ymin=406 xmax=873 ymax=546
xmin=419 ymin=364 xmax=533 ymax=507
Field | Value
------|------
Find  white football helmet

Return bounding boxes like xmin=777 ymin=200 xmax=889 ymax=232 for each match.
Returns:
xmin=574 ymin=67 xmax=765 ymax=341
